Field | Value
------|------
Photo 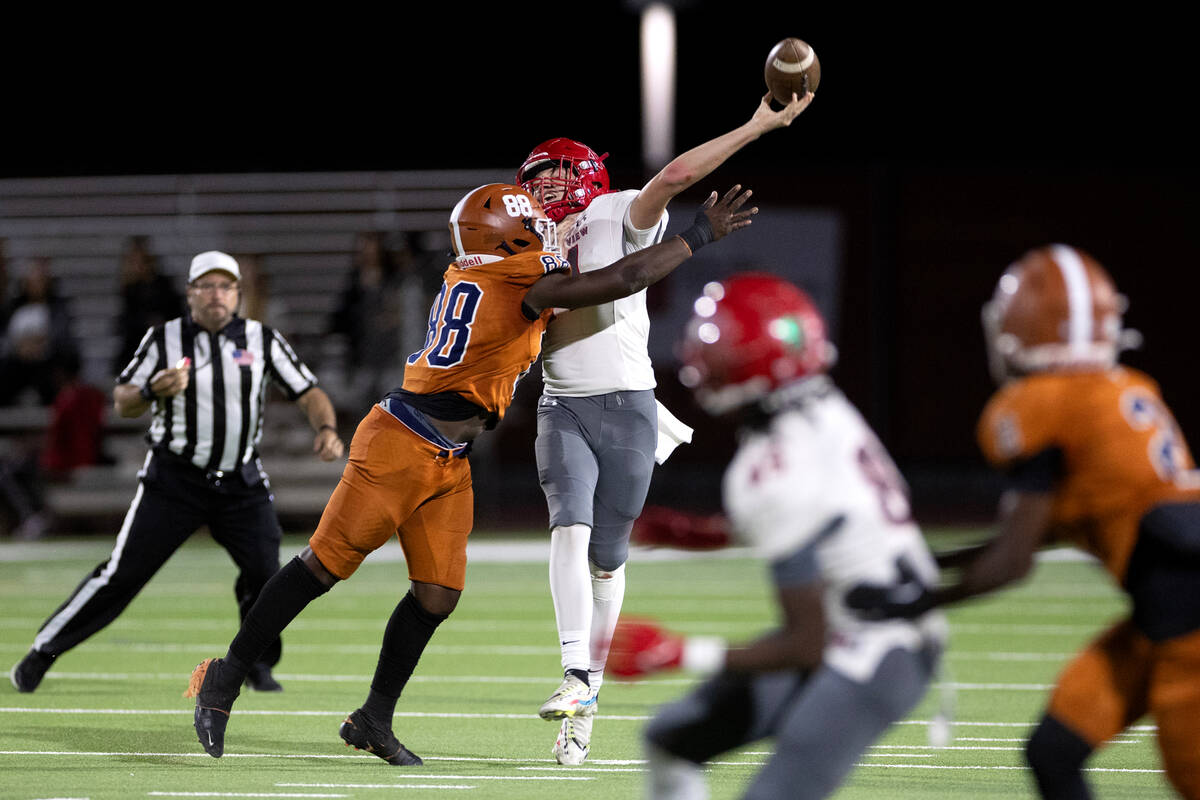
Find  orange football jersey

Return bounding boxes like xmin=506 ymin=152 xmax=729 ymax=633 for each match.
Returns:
xmin=403 ymin=250 xmax=567 ymax=420
xmin=977 ymin=367 xmax=1200 ymax=580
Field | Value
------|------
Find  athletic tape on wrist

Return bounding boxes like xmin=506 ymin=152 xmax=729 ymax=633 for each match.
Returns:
xmin=682 ymin=636 xmax=727 ymax=674
xmin=675 ymin=211 xmax=715 ymax=253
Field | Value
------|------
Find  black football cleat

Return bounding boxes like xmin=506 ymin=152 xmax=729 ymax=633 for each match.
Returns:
xmin=339 ymin=708 xmax=423 ymax=765
xmin=245 ymin=662 xmax=283 ymax=692
xmin=184 ymin=657 xmax=240 ymax=757
xmin=10 ymin=649 xmax=55 ymax=693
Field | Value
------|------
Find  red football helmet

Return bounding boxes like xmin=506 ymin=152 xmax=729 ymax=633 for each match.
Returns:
xmin=982 ymin=244 xmax=1140 ymax=383
xmin=517 ymin=138 xmax=611 ymax=223
xmin=678 ymin=272 xmax=836 ymax=415
xmin=447 ymin=183 xmax=558 ymax=265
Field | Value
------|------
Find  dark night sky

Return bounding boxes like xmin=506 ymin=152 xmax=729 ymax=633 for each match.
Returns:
xmin=4 ymin=5 xmax=1193 ymax=179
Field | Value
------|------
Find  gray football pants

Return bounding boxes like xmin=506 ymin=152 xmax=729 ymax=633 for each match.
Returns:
xmin=645 ymin=645 xmax=938 ymax=800
xmin=534 ymin=390 xmax=657 ymax=571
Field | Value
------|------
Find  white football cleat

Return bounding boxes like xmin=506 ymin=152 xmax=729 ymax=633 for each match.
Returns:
xmin=539 ymin=674 xmax=595 ymax=720
xmin=553 ymin=711 xmax=594 ymax=765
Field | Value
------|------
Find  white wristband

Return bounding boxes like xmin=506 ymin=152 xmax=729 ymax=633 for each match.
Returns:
xmin=682 ymin=636 xmax=727 ymax=675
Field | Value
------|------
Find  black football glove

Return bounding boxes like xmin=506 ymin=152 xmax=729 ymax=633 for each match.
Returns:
xmin=844 ymin=556 xmax=936 ymax=621
xmin=844 ymin=582 xmax=935 ymax=621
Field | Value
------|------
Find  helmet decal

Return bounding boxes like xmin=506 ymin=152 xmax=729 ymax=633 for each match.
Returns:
xmin=677 ymin=272 xmax=834 ymax=415
xmin=448 ymin=184 xmax=558 ymax=265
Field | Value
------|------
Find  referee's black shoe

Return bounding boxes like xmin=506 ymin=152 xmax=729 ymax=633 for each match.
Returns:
xmin=339 ymin=708 xmax=424 ymax=765
xmin=185 ymin=657 xmax=240 ymax=757
xmin=245 ymin=662 xmax=283 ymax=692
xmin=10 ymin=649 xmax=55 ymax=693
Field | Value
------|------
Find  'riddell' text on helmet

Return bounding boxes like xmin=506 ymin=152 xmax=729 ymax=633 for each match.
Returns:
xmin=517 ymin=138 xmax=611 ymax=223
xmin=981 ymin=244 xmax=1141 ymax=384
xmin=678 ymin=272 xmax=836 ymax=415
xmin=448 ymin=184 xmax=559 ymax=266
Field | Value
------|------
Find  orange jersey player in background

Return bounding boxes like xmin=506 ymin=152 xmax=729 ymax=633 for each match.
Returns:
xmin=186 ymin=182 xmax=756 ymax=765
xmin=848 ymin=244 xmax=1200 ymax=799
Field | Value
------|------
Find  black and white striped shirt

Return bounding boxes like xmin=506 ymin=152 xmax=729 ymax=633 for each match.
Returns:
xmin=118 ymin=315 xmax=318 ymax=473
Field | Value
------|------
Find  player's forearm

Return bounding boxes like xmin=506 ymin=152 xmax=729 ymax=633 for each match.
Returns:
xmin=538 ymin=238 xmax=694 ymax=312
xmin=664 ymin=124 xmax=764 ymax=191
xmin=635 ymin=126 xmax=761 ymax=223
xmin=933 ymin=542 xmax=992 ymax=569
xmin=609 ymin=238 xmax=694 ymax=296
xmin=930 ymin=539 xmax=1035 ymax=609
xmin=722 ymin=627 xmax=824 ymax=673
xmin=632 ymin=124 xmax=764 ymax=229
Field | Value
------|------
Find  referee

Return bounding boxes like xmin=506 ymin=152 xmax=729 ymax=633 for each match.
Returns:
xmin=9 ymin=250 xmax=344 ymax=694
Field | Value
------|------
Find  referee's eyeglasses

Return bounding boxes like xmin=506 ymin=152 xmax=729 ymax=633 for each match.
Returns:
xmin=191 ymin=281 xmax=238 ymax=293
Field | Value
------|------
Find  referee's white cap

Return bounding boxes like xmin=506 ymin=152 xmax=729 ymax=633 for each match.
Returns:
xmin=188 ymin=251 xmax=241 ymax=283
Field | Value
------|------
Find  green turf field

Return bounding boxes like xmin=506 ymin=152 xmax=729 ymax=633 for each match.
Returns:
xmin=0 ymin=530 xmax=1176 ymax=799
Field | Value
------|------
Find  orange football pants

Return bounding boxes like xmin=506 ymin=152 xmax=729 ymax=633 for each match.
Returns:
xmin=308 ymin=404 xmax=473 ymax=589
xmin=1048 ymin=618 xmax=1200 ymax=798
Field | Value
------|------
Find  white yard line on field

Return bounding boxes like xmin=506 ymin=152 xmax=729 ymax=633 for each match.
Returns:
xmin=0 ymin=749 xmax=1165 ymax=776
xmin=148 ymin=794 xmax=351 ymax=798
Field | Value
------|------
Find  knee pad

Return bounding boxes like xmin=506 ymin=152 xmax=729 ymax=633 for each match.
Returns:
xmin=587 ymin=536 xmax=629 ymax=573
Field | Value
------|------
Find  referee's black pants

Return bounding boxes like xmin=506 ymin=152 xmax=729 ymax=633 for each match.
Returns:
xmin=32 ymin=451 xmax=283 ymax=667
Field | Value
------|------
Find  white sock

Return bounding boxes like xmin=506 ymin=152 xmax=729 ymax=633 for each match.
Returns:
xmin=549 ymin=524 xmax=592 ymax=674
xmin=587 ymin=561 xmax=626 ymax=693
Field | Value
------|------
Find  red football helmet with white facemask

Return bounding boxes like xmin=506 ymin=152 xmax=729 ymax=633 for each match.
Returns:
xmin=517 ymin=138 xmax=611 ymax=223
xmin=447 ymin=183 xmax=558 ymax=266
xmin=678 ymin=272 xmax=836 ymax=415
xmin=982 ymin=244 xmax=1141 ymax=384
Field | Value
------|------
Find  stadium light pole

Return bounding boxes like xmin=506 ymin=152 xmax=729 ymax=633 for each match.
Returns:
xmin=639 ymin=2 xmax=676 ymax=173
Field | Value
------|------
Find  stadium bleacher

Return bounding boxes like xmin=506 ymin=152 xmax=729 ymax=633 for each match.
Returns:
xmin=0 ymin=169 xmax=511 ymax=533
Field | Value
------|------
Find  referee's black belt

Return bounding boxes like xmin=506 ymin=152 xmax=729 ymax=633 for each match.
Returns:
xmin=151 ymin=447 xmax=263 ymax=487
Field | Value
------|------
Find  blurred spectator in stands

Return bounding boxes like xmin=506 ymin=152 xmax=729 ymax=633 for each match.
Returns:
xmin=112 ymin=236 xmax=181 ymax=375
xmin=329 ymin=232 xmax=427 ymax=410
xmin=0 ymin=350 xmax=110 ymax=540
xmin=41 ymin=349 xmax=111 ymax=479
xmin=0 ymin=238 xmax=10 ymax=328
xmin=0 ymin=443 xmax=47 ymax=540
xmin=0 ymin=257 xmax=79 ymax=406
xmin=235 ymin=253 xmax=290 ymax=329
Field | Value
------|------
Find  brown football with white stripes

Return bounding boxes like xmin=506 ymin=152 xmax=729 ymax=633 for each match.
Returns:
xmin=764 ymin=37 xmax=821 ymax=105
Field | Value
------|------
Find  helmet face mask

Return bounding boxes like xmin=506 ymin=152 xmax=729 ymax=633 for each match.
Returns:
xmin=448 ymin=184 xmax=559 ymax=265
xmin=982 ymin=244 xmax=1138 ymax=384
xmin=678 ymin=272 xmax=836 ymax=416
xmin=517 ymin=138 xmax=611 ymax=223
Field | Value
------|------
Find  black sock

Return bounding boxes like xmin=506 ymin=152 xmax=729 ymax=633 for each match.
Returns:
xmin=361 ymin=591 xmax=448 ymax=722
xmin=567 ymin=668 xmax=590 ymax=686
xmin=222 ymin=556 xmax=330 ymax=690
xmin=1026 ymin=715 xmax=1093 ymax=800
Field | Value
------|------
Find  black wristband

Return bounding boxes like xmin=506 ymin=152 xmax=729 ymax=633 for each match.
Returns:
xmin=675 ymin=210 xmax=715 ymax=253
xmin=140 ymin=384 xmax=156 ymax=402
xmin=318 ymin=424 xmax=337 ymax=434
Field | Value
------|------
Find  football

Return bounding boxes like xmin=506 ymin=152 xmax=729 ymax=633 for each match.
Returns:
xmin=764 ymin=37 xmax=821 ymax=105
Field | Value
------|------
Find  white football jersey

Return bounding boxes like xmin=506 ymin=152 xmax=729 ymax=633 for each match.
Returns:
xmin=722 ymin=378 xmax=947 ymax=682
xmin=541 ymin=189 xmax=669 ymax=396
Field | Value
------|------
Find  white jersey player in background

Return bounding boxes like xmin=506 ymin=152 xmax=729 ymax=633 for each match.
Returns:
xmin=518 ymin=91 xmax=815 ymax=766
xmin=607 ymin=273 xmax=947 ymax=800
